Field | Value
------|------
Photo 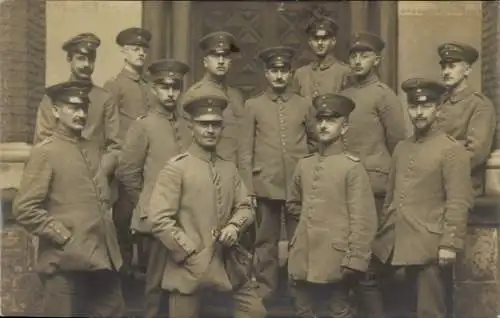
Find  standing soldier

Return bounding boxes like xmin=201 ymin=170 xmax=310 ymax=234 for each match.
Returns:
xmin=149 ymin=94 xmax=265 ymax=318
xmin=287 ymin=94 xmax=377 ymax=318
xmin=293 ymin=15 xmax=351 ymax=102
xmin=33 ymin=33 xmax=120 ymax=190
xmin=180 ymin=31 xmax=245 ymax=164
xmin=340 ymin=31 xmax=407 ymax=318
xmin=239 ymin=46 xmax=317 ymax=302
xmin=436 ymin=42 xmax=496 ymax=196
xmin=104 ymin=27 xmax=154 ymax=278
xmin=14 ymin=81 xmax=124 ymax=317
xmin=373 ymin=78 xmax=474 ymax=318
xmin=116 ymin=59 xmax=192 ymax=318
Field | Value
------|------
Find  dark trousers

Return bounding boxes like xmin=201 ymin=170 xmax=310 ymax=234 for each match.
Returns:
xmin=291 ymin=279 xmax=354 ymax=318
xmin=112 ymin=181 xmax=135 ymax=272
xmin=39 ymin=270 xmax=124 ymax=317
xmin=144 ymin=235 xmax=169 ymax=318
xmin=253 ymin=198 xmax=294 ymax=300
xmin=168 ymin=281 xmax=266 ymax=318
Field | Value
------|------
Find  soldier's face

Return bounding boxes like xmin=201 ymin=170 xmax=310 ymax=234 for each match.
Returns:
xmin=191 ymin=119 xmax=224 ymax=150
xmin=315 ymin=115 xmax=347 ymax=143
xmin=265 ymin=66 xmax=293 ymax=89
xmin=52 ymin=103 xmax=87 ymax=132
xmin=308 ymin=34 xmax=336 ymax=57
xmin=122 ymin=45 xmax=148 ymax=68
xmin=440 ymin=61 xmax=471 ymax=87
xmin=349 ymin=50 xmax=380 ymax=76
xmin=408 ymin=102 xmax=439 ymax=131
xmin=204 ymin=53 xmax=232 ymax=77
xmin=153 ymin=82 xmax=182 ymax=110
xmin=68 ymin=53 xmax=95 ymax=80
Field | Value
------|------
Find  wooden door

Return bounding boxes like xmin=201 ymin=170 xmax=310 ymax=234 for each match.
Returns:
xmin=190 ymin=1 xmax=351 ymax=100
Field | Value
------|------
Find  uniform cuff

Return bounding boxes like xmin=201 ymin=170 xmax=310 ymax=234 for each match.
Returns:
xmin=341 ymin=254 xmax=370 ymax=272
xmin=46 ymin=221 xmax=72 ymax=245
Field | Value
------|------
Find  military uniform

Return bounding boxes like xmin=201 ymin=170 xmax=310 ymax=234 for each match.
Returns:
xmin=14 ymin=81 xmax=124 ymax=317
xmin=287 ymin=94 xmax=377 ymax=318
xmin=239 ymin=46 xmax=317 ymax=300
xmin=116 ymin=59 xmax=191 ymax=318
xmin=372 ymin=78 xmax=474 ymax=318
xmin=105 ymin=27 xmax=155 ymax=275
xmin=435 ymin=42 xmax=496 ymax=196
xmin=293 ymin=16 xmax=350 ymax=101
xmin=180 ymin=31 xmax=245 ymax=164
xmin=149 ymin=95 xmax=265 ymax=318
xmin=33 ymin=33 xmax=121 ymax=179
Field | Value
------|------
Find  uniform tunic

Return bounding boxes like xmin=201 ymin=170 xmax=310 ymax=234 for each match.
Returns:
xmin=341 ymin=74 xmax=407 ymax=196
xmin=239 ymin=88 xmax=317 ymax=199
xmin=180 ymin=74 xmax=245 ymax=164
xmin=149 ymin=144 xmax=254 ymax=294
xmin=116 ymin=103 xmax=191 ymax=234
xmin=372 ymin=130 xmax=474 ymax=266
xmin=287 ymin=142 xmax=377 ymax=283
xmin=436 ymin=86 xmax=496 ymax=196
xmin=14 ymin=129 xmax=123 ymax=274
xmin=293 ymin=55 xmax=351 ymax=102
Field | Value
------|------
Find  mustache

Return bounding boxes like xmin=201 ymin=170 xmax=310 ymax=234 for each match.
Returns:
xmin=77 ymin=68 xmax=92 ymax=74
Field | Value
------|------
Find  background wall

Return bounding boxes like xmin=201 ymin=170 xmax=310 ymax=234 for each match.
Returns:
xmin=46 ymin=0 xmax=142 ymax=86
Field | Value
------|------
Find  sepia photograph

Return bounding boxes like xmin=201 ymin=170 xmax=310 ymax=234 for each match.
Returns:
xmin=0 ymin=1 xmax=499 ymax=317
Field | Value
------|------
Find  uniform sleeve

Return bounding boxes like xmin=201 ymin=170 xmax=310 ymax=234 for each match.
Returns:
xmin=342 ymin=163 xmax=378 ymax=272
xmin=149 ymin=162 xmax=197 ymax=263
xmin=238 ymin=101 xmax=256 ymax=195
xmin=33 ymin=95 xmax=56 ymax=144
xmin=116 ymin=120 xmax=148 ymax=207
xmin=440 ymin=144 xmax=474 ymax=251
xmin=228 ymin=168 xmax=254 ymax=233
xmin=377 ymin=91 xmax=407 ymax=154
xmin=380 ymin=144 xmax=399 ymax=228
xmin=104 ymin=79 xmax=121 ymax=112
xmin=464 ymin=98 xmax=496 ymax=169
xmin=291 ymin=68 xmax=303 ymax=95
xmin=13 ymin=146 xmax=72 ymax=245
xmin=305 ymin=105 xmax=318 ymax=153
xmin=285 ymin=160 xmax=303 ymax=237
xmin=100 ymin=94 xmax=122 ymax=176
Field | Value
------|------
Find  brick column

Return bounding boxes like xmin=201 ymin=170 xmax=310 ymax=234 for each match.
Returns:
xmin=0 ymin=0 xmax=45 ymax=315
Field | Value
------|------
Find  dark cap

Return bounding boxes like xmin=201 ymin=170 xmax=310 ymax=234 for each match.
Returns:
xmin=199 ymin=31 xmax=240 ymax=54
xmin=438 ymin=42 xmax=478 ymax=65
xmin=313 ymin=94 xmax=355 ymax=118
xmin=401 ymin=77 xmax=447 ymax=104
xmin=305 ymin=16 xmax=338 ymax=37
xmin=350 ymin=32 xmax=385 ymax=53
xmin=116 ymin=27 xmax=152 ymax=48
xmin=183 ymin=95 xmax=228 ymax=121
xmin=258 ymin=46 xmax=295 ymax=68
xmin=62 ymin=33 xmax=101 ymax=55
xmin=46 ymin=80 xmax=92 ymax=106
xmin=148 ymin=59 xmax=190 ymax=85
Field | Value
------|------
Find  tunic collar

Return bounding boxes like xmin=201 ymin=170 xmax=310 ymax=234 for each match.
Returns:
xmin=318 ymin=140 xmax=344 ymax=157
xmin=352 ymin=72 xmax=379 ymax=88
xmin=312 ymin=54 xmax=337 ymax=71
xmin=118 ymin=67 xmax=143 ymax=82
xmin=153 ymin=102 xmax=176 ymax=120
xmin=410 ymin=125 xmax=442 ymax=144
xmin=266 ymin=86 xmax=294 ymax=102
xmin=187 ymin=142 xmax=219 ymax=163
xmin=52 ymin=125 xmax=87 ymax=143
xmin=203 ymin=73 xmax=228 ymax=91
xmin=447 ymin=86 xmax=474 ymax=103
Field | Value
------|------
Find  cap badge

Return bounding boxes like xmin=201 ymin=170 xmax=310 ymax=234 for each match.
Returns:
xmin=207 ymin=107 xmax=213 ymax=112
xmin=321 ymin=103 xmax=327 ymax=108
xmin=168 ymin=71 xmax=174 ymax=77
xmin=136 ymin=35 xmax=143 ymax=41
xmin=217 ymin=40 xmax=225 ymax=48
xmin=69 ymin=96 xmax=82 ymax=103
xmin=416 ymin=88 xmax=422 ymax=93
xmin=208 ymin=99 xmax=213 ymax=105
xmin=417 ymin=95 xmax=427 ymax=102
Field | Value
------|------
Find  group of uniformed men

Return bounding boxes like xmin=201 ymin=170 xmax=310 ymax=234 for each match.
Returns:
xmin=12 ymin=12 xmax=495 ymax=318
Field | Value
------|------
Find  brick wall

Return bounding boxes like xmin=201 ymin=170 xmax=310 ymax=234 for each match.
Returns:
xmin=0 ymin=0 xmax=45 ymax=143
xmin=481 ymin=1 xmax=500 ymax=149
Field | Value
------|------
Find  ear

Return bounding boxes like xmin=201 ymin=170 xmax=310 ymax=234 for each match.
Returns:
xmin=203 ymin=56 xmax=209 ymax=68
xmin=340 ymin=119 xmax=349 ymax=135
xmin=464 ymin=63 xmax=472 ymax=77
xmin=330 ymin=36 xmax=337 ymax=47
xmin=373 ymin=54 xmax=382 ymax=68
xmin=51 ymin=105 xmax=60 ymax=120
xmin=120 ymin=46 xmax=127 ymax=55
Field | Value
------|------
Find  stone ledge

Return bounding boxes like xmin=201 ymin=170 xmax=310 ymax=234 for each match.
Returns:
xmin=469 ymin=196 xmax=500 ymax=226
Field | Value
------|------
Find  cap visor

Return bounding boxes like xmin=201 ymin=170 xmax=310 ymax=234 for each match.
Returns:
xmin=193 ymin=114 xmax=224 ymax=122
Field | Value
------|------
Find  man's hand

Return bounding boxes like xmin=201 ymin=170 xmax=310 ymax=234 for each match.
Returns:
xmin=249 ymin=195 xmax=257 ymax=209
xmin=218 ymin=224 xmax=239 ymax=247
xmin=438 ymin=247 xmax=457 ymax=266
xmin=340 ymin=266 xmax=359 ymax=279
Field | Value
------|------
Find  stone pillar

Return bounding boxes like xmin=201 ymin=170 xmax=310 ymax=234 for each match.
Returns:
xmin=142 ymin=1 xmax=167 ymax=65
xmin=171 ymin=1 xmax=192 ymax=85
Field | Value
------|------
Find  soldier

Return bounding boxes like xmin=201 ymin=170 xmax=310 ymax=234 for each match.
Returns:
xmin=104 ymin=27 xmax=155 ymax=278
xmin=436 ymin=42 xmax=496 ymax=196
xmin=33 ymin=33 xmax=120 ymax=191
xmin=293 ymin=15 xmax=350 ymax=102
xmin=287 ymin=94 xmax=377 ymax=318
xmin=149 ymin=94 xmax=266 ymax=318
xmin=13 ymin=81 xmax=124 ymax=317
xmin=116 ymin=59 xmax=192 ymax=318
xmin=180 ymin=31 xmax=245 ymax=164
xmin=340 ymin=31 xmax=407 ymax=318
xmin=239 ymin=46 xmax=317 ymax=302
xmin=372 ymin=78 xmax=474 ymax=318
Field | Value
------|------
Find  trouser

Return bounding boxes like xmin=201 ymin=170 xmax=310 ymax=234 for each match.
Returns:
xmin=144 ymin=235 xmax=169 ymax=318
xmin=39 ymin=270 xmax=124 ymax=317
xmin=168 ymin=280 xmax=266 ymax=318
xmin=253 ymin=198 xmax=293 ymax=300
xmin=353 ymin=196 xmax=386 ymax=318
xmin=112 ymin=181 xmax=135 ymax=273
xmin=291 ymin=279 xmax=354 ymax=318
